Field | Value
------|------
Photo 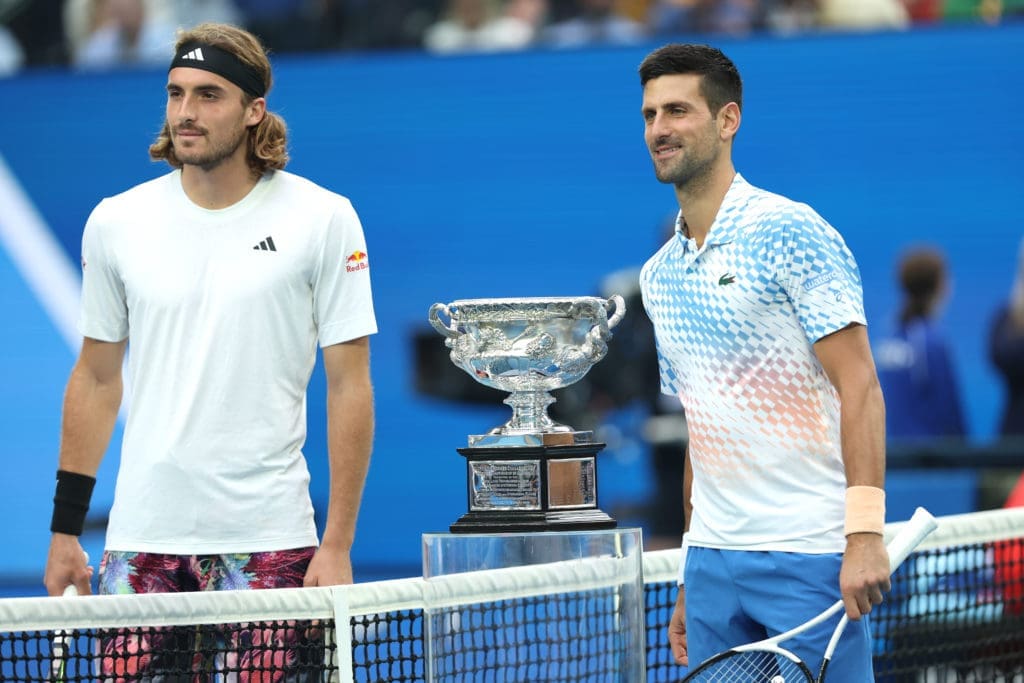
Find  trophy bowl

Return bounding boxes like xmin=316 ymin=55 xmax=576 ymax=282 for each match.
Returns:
xmin=428 ymin=296 xmax=625 ymax=445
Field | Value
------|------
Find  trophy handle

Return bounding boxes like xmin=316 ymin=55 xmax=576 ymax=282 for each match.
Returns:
xmin=579 ymin=294 xmax=626 ymax=361
xmin=428 ymin=303 xmax=459 ymax=339
xmin=605 ymin=294 xmax=626 ymax=330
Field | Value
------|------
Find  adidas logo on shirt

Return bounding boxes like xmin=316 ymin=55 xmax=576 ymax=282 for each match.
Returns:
xmin=253 ymin=236 xmax=277 ymax=252
xmin=179 ymin=48 xmax=205 ymax=61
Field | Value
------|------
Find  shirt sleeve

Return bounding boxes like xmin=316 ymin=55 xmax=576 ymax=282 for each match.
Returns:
xmin=311 ymin=196 xmax=378 ymax=347
xmin=770 ymin=204 xmax=866 ymax=345
xmin=78 ymin=200 xmax=129 ymax=342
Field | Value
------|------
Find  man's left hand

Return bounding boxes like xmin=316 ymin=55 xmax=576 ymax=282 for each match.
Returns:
xmin=839 ymin=532 xmax=890 ymax=619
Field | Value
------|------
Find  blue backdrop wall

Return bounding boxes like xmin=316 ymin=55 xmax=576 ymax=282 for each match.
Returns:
xmin=1 ymin=23 xmax=1021 ymax=592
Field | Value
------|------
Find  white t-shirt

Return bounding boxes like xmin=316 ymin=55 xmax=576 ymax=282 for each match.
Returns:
xmin=79 ymin=169 xmax=377 ymax=554
xmin=640 ymin=174 xmax=865 ymax=554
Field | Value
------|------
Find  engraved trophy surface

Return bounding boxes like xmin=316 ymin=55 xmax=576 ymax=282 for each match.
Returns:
xmin=428 ymin=295 xmax=625 ymax=532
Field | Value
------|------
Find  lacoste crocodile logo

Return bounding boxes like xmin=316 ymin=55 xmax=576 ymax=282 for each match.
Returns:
xmin=718 ymin=273 xmax=736 ymax=286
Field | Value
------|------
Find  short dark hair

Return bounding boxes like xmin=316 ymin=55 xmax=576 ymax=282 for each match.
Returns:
xmin=639 ymin=44 xmax=742 ymax=115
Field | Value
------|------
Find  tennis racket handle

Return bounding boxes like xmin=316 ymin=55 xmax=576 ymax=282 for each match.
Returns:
xmin=886 ymin=507 xmax=938 ymax=572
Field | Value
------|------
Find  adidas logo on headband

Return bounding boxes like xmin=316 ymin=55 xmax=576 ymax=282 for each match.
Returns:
xmin=179 ymin=47 xmax=205 ymax=61
xmin=169 ymin=42 xmax=265 ymax=97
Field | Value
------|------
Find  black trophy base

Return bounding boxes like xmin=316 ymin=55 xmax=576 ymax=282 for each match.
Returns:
xmin=451 ymin=442 xmax=617 ymax=534
xmin=450 ymin=508 xmax=617 ymax=534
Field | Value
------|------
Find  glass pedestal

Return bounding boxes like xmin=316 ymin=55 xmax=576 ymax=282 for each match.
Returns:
xmin=421 ymin=527 xmax=645 ymax=682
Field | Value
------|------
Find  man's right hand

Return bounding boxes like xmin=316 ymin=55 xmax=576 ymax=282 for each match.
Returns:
xmin=44 ymin=534 xmax=93 ymax=596
xmin=668 ymin=585 xmax=688 ymax=666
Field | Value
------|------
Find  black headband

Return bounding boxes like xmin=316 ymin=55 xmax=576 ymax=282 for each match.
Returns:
xmin=169 ymin=41 xmax=266 ymax=98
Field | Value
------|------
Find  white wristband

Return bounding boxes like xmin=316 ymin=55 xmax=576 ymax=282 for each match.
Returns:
xmin=677 ymin=533 xmax=689 ymax=586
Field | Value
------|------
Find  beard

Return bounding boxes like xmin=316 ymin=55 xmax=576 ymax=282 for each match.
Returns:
xmin=172 ymin=124 xmax=249 ymax=171
xmin=651 ymin=121 xmax=722 ymax=189
xmin=654 ymin=151 xmax=716 ymax=188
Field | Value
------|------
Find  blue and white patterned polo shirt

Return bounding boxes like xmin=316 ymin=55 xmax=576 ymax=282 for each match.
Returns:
xmin=640 ymin=174 xmax=866 ymax=553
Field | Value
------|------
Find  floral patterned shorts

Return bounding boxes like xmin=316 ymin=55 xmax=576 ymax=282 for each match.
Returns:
xmin=96 ymin=548 xmax=322 ymax=682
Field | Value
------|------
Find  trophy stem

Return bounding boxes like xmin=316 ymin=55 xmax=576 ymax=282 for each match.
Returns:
xmin=500 ymin=390 xmax=568 ymax=433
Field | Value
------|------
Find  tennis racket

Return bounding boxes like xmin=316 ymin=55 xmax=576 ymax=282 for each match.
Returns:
xmin=681 ymin=506 xmax=938 ymax=683
xmin=51 ymin=552 xmax=88 ymax=683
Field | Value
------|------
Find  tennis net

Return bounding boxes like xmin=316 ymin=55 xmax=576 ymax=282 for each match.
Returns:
xmin=2 ymin=507 xmax=1022 ymax=682
xmin=643 ymin=507 xmax=1024 ymax=681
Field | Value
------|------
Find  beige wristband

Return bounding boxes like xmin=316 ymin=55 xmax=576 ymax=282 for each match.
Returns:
xmin=845 ymin=485 xmax=885 ymax=536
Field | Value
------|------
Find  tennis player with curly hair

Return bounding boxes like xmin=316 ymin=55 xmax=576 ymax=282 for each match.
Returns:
xmin=44 ymin=22 xmax=376 ymax=679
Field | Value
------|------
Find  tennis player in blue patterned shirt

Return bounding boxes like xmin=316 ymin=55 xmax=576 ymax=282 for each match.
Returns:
xmin=637 ymin=43 xmax=891 ymax=681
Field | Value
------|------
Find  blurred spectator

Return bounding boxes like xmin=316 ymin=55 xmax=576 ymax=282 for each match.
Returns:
xmin=543 ymin=0 xmax=646 ymax=47
xmin=424 ymin=0 xmax=546 ymax=53
xmin=234 ymin=0 xmax=321 ymax=53
xmin=818 ymin=0 xmax=909 ymax=29
xmin=334 ymin=1 xmax=440 ymax=51
xmin=989 ymin=238 xmax=1024 ymax=438
xmin=4 ymin=0 xmax=69 ymax=68
xmin=504 ymin=0 xmax=550 ymax=37
xmin=648 ymin=0 xmax=765 ymax=37
xmin=944 ymin=0 xmax=1024 ymax=23
xmin=65 ymin=0 xmax=251 ymax=69
xmin=901 ymin=0 xmax=942 ymax=22
xmin=763 ymin=0 xmax=820 ymax=33
xmin=158 ymin=0 xmax=242 ymax=28
xmin=615 ymin=0 xmax=649 ymax=23
xmin=65 ymin=0 xmax=176 ymax=69
xmin=544 ymin=0 xmax=584 ymax=21
xmin=645 ymin=0 xmax=698 ymax=35
xmin=0 ymin=23 xmax=25 ymax=76
xmin=875 ymin=247 xmax=966 ymax=442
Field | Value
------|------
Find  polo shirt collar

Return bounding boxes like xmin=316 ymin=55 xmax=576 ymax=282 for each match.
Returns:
xmin=703 ymin=173 xmax=749 ymax=246
xmin=673 ymin=173 xmax=750 ymax=250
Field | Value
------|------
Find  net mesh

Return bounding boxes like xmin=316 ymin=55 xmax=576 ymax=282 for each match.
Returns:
xmin=428 ymin=587 xmax=629 ymax=682
xmin=6 ymin=621 xmax=330 ymax=682
xmin=351 ymin=609 xmax=423 ymax=682
xmin=422 ymin=552 xmax=644 ymax=682
xmin=643 ymin=508 xmax=1024 ymax=682
xmin=1 ymin=508 xmax=1022 ymax=682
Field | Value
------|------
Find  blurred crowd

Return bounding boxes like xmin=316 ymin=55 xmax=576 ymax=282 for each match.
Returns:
xmin=1 ymin=0 xmax=1023 ymax=76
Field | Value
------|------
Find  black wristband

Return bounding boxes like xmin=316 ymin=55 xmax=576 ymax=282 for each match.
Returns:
xmin=50 ymin=470 xmax=96 ymax=536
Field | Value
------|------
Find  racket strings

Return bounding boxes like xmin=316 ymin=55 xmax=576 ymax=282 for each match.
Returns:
xmin=686 ymin=649 xmax=814 ymax=682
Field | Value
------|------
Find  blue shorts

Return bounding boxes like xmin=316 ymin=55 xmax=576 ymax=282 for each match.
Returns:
xmin=685 ymin=546 xmax=874 ymax=683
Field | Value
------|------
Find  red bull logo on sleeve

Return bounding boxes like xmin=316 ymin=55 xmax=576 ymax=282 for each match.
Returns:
xmin=345 ymin=250 xmax=369 ymax=273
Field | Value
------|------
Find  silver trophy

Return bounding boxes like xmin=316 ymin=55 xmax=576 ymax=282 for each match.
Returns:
xmin=428 ymin=296 xmax=626 ymax=446
xmin=428 ymin=296 xmax=625 ymax=532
